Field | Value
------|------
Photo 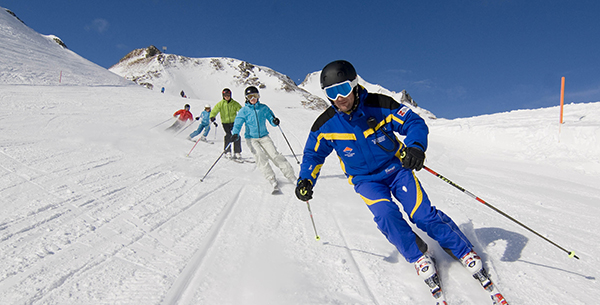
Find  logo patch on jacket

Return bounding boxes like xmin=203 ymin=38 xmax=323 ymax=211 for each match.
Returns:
xmin=371 ymin=135 xmax=386 ymax=145
xmin=343 ymin=147 xmax=355 ymax=157
xmin=397 ymin=105 xmax=409 ymax=117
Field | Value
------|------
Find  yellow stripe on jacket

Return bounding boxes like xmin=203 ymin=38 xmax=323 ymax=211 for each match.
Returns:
xmin=363 ymin=114 xmax=405 ymax=138
xmin=314 ymin=133 xmax=356 ymax=151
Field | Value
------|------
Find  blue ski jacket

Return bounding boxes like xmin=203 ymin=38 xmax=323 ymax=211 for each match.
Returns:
xmin=232 ymin=100 xmax=277 ymax=139
xmin=198 ymin=110 xmax=210 ymax=125
xmin=299 ymin=86 xmax=429 ymax=186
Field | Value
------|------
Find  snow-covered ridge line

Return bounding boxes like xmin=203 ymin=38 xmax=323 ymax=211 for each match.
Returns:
xmin=109 ymin=45 xmax=329 ymax=110
xmin=0 ymin=7 xmax=131 ymax=86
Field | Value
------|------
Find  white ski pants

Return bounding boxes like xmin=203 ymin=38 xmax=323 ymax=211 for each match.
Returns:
xmin=245 ymin=136 xmax=296 ymax=183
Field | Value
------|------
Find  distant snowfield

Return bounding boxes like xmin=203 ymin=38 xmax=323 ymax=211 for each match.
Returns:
xmin=2 ymin=5 xmax=600 ymax=305
xmin=1 ymin=84 xmax=598 ymax=305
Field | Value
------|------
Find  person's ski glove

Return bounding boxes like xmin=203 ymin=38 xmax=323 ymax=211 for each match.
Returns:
xmin=230 ymin=134 xmax=240 ymax=142
xmin=213 ymin=122 xmax=218 ymax=127
xmin=295 ymin=179 xmax=313 ymax=201
xmin=210 ymin=117 xmax=216 ymax=122
xmin=195 ymin=117 xmax=200 ymax=120
xmin=401 ymin=147 xmax=425 ymax=171
xmin=272 ymin=117 xmax=280 ymax=126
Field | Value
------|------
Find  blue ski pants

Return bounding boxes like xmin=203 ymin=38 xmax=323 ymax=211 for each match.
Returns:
xmin=354 ymin=168 xmax=473 ymax=263
xmin=189 ymin=123 xmax=210 ymax=139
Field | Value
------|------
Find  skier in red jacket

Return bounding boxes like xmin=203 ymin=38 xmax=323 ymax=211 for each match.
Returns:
xmin=166 ymin=104 xmax=193 ymax=132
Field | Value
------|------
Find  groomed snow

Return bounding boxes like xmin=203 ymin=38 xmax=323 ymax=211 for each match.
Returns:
xmin=1 ymin=6 xmax=599 ymax=305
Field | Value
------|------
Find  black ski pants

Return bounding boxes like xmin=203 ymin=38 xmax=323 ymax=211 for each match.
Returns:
xmin=222 ymin=123 xmax=241 ymax=153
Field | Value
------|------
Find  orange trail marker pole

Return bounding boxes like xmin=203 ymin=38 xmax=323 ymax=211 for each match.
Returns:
xmin=560 ymin=77 xmax=565 ymax=124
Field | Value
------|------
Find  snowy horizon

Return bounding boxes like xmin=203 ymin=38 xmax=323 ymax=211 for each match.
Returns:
xmin=1 ymin=7 xmax=599 ymax=305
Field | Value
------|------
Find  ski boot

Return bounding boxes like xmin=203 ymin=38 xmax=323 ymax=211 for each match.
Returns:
xmin=460 ymin=251 xmax=492 ymax=290
xmin=415 ymin=253 xmax=446 ymax=304
xmin=460 ymin=250 xmax=508 ymax=305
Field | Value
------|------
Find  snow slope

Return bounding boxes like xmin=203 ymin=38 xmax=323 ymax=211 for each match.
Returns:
xmin=2 ymin=6 xmax=599 ymax=305
xmin=0 ymin=9 xmax=130 ymax=86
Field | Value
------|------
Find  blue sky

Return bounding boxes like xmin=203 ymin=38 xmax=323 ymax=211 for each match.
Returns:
xmin=3 ymin=0 xmax=599 ymax=119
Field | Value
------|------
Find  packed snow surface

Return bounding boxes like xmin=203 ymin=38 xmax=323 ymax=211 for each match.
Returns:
xmin=1 ymin=6 xmax=599 ymax=305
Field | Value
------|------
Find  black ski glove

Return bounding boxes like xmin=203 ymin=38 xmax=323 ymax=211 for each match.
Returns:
xmin=210 ymin=117 xmax=216 ymax=122
xmin=401 ymin=147 xmax=425 ymax=171
xmin=295 ymin=179 xmax=313 ymax=201
xmin=213 ymin=122 xmax=218 ymax=127
xmin=230 ymin=134 xmax=240 ymax=142
xmin=195 ymin=117 xmax=200 ymax=120
xmin=272 ymin=117 xmax=280 ymax=126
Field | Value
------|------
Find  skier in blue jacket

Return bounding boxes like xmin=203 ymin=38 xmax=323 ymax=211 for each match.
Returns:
xmin=294 ymin=60 xmax=494 ymax=301
xmin=188 ymin=104 xmax=216 ymax=142
xmin=231 ymin=86 xmax=296 ymax=190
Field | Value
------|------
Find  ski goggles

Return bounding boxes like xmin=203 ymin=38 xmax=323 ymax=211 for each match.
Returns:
xmin=323 ymin=78 xmax=358 ymax=100
xmin=246 ymin=93 xmax=260 ymax=101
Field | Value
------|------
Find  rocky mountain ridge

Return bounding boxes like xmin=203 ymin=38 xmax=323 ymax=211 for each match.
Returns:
xmin=110 ymin=45 xmax=329 ymax=109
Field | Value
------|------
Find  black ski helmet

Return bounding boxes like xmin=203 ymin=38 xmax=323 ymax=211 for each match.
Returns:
xmin=320 ymin=60 xmax=357 ymax=89
xmin=244 ymin=86 xmax=260 ymax=102
xmin=320 ymin=60 xmax=360 ymax=112
xmin=184 ymin=104 xmax=190 ymax=109
xmin=245 ymin=86 xmax=259 ymax=96
xmin=222 ymin=88 xmax=231 ymax=97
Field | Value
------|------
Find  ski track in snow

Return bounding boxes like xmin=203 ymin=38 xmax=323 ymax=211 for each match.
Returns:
xmin=161 ymin=185 xmax=244 ymax=304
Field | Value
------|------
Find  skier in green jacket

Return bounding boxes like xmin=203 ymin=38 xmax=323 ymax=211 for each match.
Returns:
xmin=210 ymin=88 xmax=243 ymax=158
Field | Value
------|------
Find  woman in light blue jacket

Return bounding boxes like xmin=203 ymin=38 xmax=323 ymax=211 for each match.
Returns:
xmin=231 ymin=86 xmax=296 ymax=190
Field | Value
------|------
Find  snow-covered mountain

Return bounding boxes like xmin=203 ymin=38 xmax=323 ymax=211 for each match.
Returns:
xmin=0 ymin=8 xmax=130 ymax=86
xmin=109 ymin=45 xmax=329 ymax=110
xmin=2 ymin=5 xmax=599 ymax=305
xmin=108 ymin=45 xmax=436 ymax=118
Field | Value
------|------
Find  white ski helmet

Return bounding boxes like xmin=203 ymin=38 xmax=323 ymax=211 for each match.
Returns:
xmin=204 ymin=104 xmax=211 ymax=108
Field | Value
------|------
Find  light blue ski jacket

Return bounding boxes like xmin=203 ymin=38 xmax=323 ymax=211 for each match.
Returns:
xmin=232 ymin=100 xmax=277 ymax=139
xmin=198 ymin=110 xmax=210 ymax=125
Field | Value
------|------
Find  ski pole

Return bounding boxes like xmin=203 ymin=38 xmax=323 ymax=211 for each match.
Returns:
xmin=186 ymin=138 xmax=201 ymax=157
xmin=174 ymin=121 xmax=195 ymax=136
xmin=422 ymin=165 xmax=579 ymax=260
xmin=150 ymin=117 xmax=174 ymax=129
xmin=200 ymin=142 xmax=232 ymax=182
xmin=305 ymin=200 xmax=320 ymax=240
xmin=278 ymin=125 xmax=300 ymax=164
